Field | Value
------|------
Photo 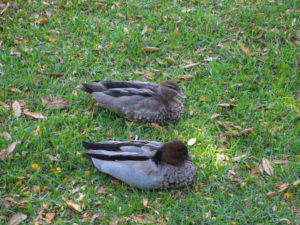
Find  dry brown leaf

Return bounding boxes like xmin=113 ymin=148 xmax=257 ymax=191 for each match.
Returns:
xmin=155 ymin=57 xmax=163 ymax=65
xmin=111 ymin=179 xmax=119 ymax=185
xmin=0 ymin=216 xmax=6 ymax=220
xmin=181 ymin=7 xmax=195 ymax=13
xmin=12 ymin=101 xmax=21 ymax=118
xmin=218 ymin=103 xmax=234 ymax=109
xmin=65 ymin=201 xmax=82 ymax=212
xmin=96 ymin=187 xmax=107 ymax=195
xmin=183 ymin=62 xmax=201 ymax=69
xmin=232 ymin=153 xmax=246 ymax=162
xmin=217 ymin=133 xmax=226 ymax=144
xmin=10 ymin=51 xmax=21 ymax=57
xmin=0 ymin=101 xmax=10 ymax=110
xmin=0 ymin=141 xmax=21 ymax=160
xmin=204 ymin=211 xmax=211 ymax=219
xmin=41 ymin=97 xmax=69 ymax=109
xmin=8 ymin=213 xmax=27 ymax=225
xmin=90 ymin=214 xmax=101 ymax=223
xmin=239 ymin=127 xmax=255 ymax=135
xmin=0 ymin=132 xmax=11 ymax=140
xmin=140 ymin=47 xmax=160 ymax=53
xmin=266 ymin=191 xmax=277 ymax=198
xmin=151 ymin=123 xmax=168 ymax=134
xmin=142 ymin=198 xmax=148 ymax=208
xmin=143 ymin=71 xmax=154 ymax=80
xmin=179 ymin=74 xmax=194 ymax=80
xmin=23 ymin=109 xmax=45 ymax=119
xmin=95 ymin=2 xmax=106 ymax=7
xmin=279 ymin=218 xmax=290 ymax=224
xmin=189 ymin=105 xmax=194 ymax=116
xmin=165 ymin=57 xmax=176 ymax=65
xmin=187 ymin=137 xmax=197 ymax=146
xmin=193 ymin=48 xmax=206 ymax=56
xmin=240 ymin=43 xmax=250 ymax=54
xmin=276 ymin=183 xmax=290 ymax=192
xmin=262 ymin=157 xmax=274 ymax=176
xmin=109 ymin=218 xmax=122 ymax=225
xmin=37 ymin=18 xmax=48 ymax=25
xmin=131 ymin=215 xmax=157 ymax=224
xmin=273 ymin=160 xmax=288 ymax=165
xmin=211 ymin=113 xmax=221 ymax=119
xmin=42 ymin=72 xmax=63 ymax=77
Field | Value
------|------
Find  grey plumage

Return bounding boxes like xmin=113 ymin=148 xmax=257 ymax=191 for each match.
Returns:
xmin=80 ymin=80 xmax=185 ymax=123
xmin=82 ymin=140 xmax=196 ymax=189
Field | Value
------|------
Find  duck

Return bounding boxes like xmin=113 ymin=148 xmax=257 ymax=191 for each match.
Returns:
xmin=82 ymin=140 xmax=195 ymax=189
xmin=80 ymin=80 xmax=185 ymax=123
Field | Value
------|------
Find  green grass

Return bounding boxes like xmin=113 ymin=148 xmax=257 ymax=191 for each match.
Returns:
xmin=0 ymin=0 xmax=299 ymax=224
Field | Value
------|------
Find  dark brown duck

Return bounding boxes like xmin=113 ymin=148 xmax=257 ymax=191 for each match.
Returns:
xmin=80 ymin=80 xmax=185 ymax=123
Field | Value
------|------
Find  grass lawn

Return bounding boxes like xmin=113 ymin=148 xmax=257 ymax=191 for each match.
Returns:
xmin=0 ymin=0 xmax=299 ymax=224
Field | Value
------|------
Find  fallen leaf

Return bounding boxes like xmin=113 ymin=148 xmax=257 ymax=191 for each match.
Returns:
xmin=143 ymin=71 xmax=154 ymax=80
xmin=218 ymin=103 xmax=234 ymax=109
xmin=217 ymin=133 xmax=226 ymax=144
xmin=232 ymin=153 xmax=246 ymax=162
xmin=90 ymin=214 xmax=100 ymax=223
xmin=151 ymin=123 xmax=168 ymax=134
xmin=279 ymin=218 xmax=290 ymax=224
xmin=8 ymin=213 xmax=27 ymax=225
xmin=37 ymin=18 xmax=48 ymax=25
xmin=23 ymin=109 xmax=45 ymax=119
xmin=131 ymin=215 xmax=157 ymax=224
xmin=95 ymin=2 xmax=106 ymax=7
xmin=273 ymin=160 xmax=288 ymax=165
xmin=204 ymin=211 xmax=211 ymax=219
xmin=10 ymin=51 xmax=21 ymax=57
xmin=187 ymin=137 xmax=196 ymax=146
xmin=272 ymin=205 xmax=277 ymax=212
xmin=165 ymin=57 xmax=176 ymax=65
xmin=0 ymin=101 xmax=10 ymax=110
xmin=140 ymin=47 xmax=160 ymax=53
xmin=203 ymin=57 xmax=219 ymax=62
xmin=211 ymin=113 xmax=221 ymax=119
xmin=181 ymin=7 xmax=195 ymax=13
xmin=109 ymin=218 xmax=122 ymax=225
xmin=96 ymin=187 xmax=107 ymax=195
xmin=41 ymin=97 xmax=69 ymax=109
xmin=71 ymin=187 xmax=80 ymax=194
xmin=111 ymin=179 xmax=119 ymax=185
xmin=183 ymin=62 xmax=201 ymax=69
xmin=293 ymin=180 xmax=300 ymax=187
xmin=12 ymin=101 xmax=21 ymax=118
xmin=231 ymin=83 xmax=243 ymax=87
xmin=262 ymin=157 xmax=274 ymax=176
xmin=189 ymin=105 xmax=194 ymax=116
xmin=142 ymin=198 xmax=148 ymax=208
xmin=179 ymin=74 xmax=194 ymax=80
xmin=42 ymin=72 xmax=63 ymax=77
xmin=155 ymin=57 xmax=163 ymax=65
xmin=65 ymin=201 xmax=82 ymax=212
xmin=0 ymin=141 xmax=21 ymax=160
xmin=276 ymin=183 xmax=290 ymax=192
xmin=0 ymin=132 xmax=11 ymax=140
xmin=239 ymin=127 xmax=255 ymax=135
xmin=193 ymin=48 xmax=206 ymax=56
xmin=266 ymin=191 xmax=277 ymax=198
xmin=240 ymin=43 xmax=250 ymax=54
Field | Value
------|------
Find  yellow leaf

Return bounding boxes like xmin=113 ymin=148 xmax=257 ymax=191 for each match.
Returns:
xmin=65 ymin=201 xmax=82 ymax=212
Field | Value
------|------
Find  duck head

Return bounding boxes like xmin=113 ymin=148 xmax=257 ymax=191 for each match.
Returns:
xmin=158 ymin=81 xmax=186 ymax=100
xmin=154 ymin=140 xmax=191 ymax=165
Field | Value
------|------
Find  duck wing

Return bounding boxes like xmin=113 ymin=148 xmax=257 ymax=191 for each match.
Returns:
xmin=80 ymin=81 xmax=158 ymax=93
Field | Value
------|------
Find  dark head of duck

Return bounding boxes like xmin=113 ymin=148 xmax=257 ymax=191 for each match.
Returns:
xmin=153 ymin=140 xmax=191 ymax=165
xmin=158 ymin=81 xmax=186 ymax=100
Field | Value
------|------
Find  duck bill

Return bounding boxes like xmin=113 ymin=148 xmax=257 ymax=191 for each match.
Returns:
xmin=177 ymin=90 xmax=186 ymax=99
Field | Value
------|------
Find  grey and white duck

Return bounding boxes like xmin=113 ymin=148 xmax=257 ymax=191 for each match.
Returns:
xmin=82 ymin=140 xmax=195 ymax=189
xmin=80 ymin=80 xmax=185 ymax=124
